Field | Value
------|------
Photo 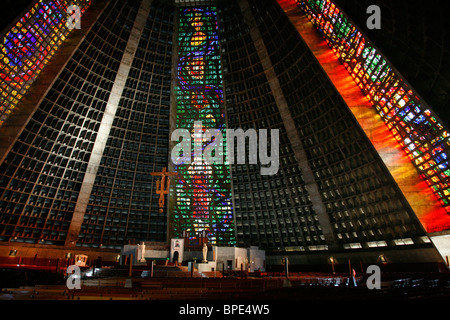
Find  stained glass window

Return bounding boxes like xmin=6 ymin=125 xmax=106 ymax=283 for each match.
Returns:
xmin=296 ymin=0 xmax=450 ymax=216
xmin=0 ymin=0 xmax=92 ymax=127
xmin=174 ymin=6 xmax=235 ymax=246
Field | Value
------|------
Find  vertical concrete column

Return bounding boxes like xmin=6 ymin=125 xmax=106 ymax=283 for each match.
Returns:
xmin=167 ymin=4 xmax=179 ymax=243
xmin=65 ymin=0 xmax=153 ymax=246
xmin=237 ymin=0 xmax=336 ymax=248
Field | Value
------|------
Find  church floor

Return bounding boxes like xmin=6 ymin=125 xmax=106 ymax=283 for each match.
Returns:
xmin=1 ymin=272 xmax=450 ymax=301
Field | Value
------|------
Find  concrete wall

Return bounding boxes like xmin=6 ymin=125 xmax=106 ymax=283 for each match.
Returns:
xmin=431 ymin=234 xmax=450 ymax=268
xmin=248 ymin=246 xmax=266 ymax=272
xmin=212 ymin=246 xmax=261 ymax=272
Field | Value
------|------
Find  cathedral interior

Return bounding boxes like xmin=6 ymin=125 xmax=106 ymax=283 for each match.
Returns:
xmin=0 ymin=0 xmax=449 ymax=279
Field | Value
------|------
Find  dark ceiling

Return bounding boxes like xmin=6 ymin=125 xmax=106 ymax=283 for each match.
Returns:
xmin=0 ymin=0 xmax=35 ymax=32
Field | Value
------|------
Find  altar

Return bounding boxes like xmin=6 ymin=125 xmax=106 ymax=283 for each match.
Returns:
xmin=120 ymin=240 xmax=266 ymax=273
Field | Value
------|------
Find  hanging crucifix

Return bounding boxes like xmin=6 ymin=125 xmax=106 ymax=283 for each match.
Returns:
xmin=151 ymin=167 xmax=177 ymax=213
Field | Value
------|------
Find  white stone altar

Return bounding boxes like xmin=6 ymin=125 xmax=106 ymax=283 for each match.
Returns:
xmin=120 ymin=241 xmax=265 ymax=272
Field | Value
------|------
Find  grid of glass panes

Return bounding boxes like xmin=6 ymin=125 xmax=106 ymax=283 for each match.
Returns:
xmin=296 ymin=0 xmax=450 ymax=218
xmin=217 ymin=0 xmax=328 ymax=251
xmin=0 ymin=0 xmax=92 ymax=127
xmin=0 ymin=0 xmax=132 ymax=245
xmin=78 ymin=1 xmax=173 ymax=248
xmin=174 ymin=6 xmax=235 ymax=246
xmin=255 ymin=0 xmax=427 ymax=247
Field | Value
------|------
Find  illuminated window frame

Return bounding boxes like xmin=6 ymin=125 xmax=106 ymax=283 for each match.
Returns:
xmin=0 ymin=0 xmax=92 ymax=127
xmin=296 ymin=0 xmax=450 ymax=213
xmin=174 ymin=6 xmax=235 ymax=245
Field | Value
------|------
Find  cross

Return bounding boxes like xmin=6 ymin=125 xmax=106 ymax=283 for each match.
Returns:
xmin=151 ymin=167 xmax=177 ymax=213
